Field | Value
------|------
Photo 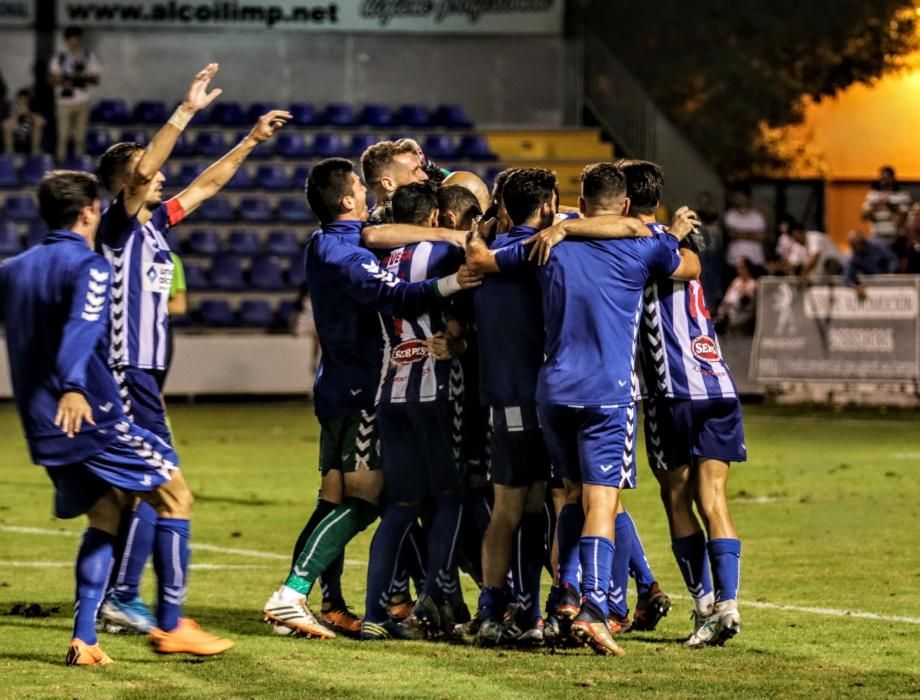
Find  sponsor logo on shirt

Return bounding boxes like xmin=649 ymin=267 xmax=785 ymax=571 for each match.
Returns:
xmin=690 ymin=334 xmax=721 ymax=363
xmin=141 ymin=262 xmax=174 ymax=294
xmin=391 ymin=339 xmax=429 ymax=366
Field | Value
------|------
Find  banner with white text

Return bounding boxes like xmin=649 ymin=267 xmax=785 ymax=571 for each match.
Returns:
xmin=0 ymin=0 xmax=32 ymax=25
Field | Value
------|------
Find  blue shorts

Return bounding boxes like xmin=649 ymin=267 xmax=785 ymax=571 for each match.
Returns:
xmin=643 ymin=397 xmax=747 ymax=471
xmin=45 ymin=421 xmax=179 ymax=518
xmin=114 ymin=366 xmax=173 ymax=447
xmin=537 ymin=403 xmax=637 ymax=489
xmin=377 ymin=401 xmax=462 ymax=504
xmin=489 ymin=405 xmax=550 ymax=488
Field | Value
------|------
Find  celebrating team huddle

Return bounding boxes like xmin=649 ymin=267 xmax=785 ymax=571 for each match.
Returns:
xmin=0 ymin=64 xmax=744 ymax=664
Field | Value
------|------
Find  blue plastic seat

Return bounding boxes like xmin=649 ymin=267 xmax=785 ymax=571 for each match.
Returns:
xmin=60 ymin=154 xmax=95 ymax=173
xmin=432 ymin=104 xmax=472 ymax=129
xmin=187 ymin=228 xmax=221 ymax=255
xmin=291 ymin=165 xmax=310 ymax=189
xmin=184 ymin=263 xmax=209 ymax=290
xmin=458 ymin=134 xmax=497 ymax=161
xmin=360 ymin=105 xmax=394 ymax=128
xmin=85 ymin=129 xmax=112 ymax=156
xmin=208 ymin=102 xmax=246 ymax=126
xmin=287 ymin=253 xmax=307 ymax=287
xmin=171 ymin=132 xmax=196 ymax=158
xmin=249 ymin=256 xmax=285 ymax=290
xmin=26 ymin=221 xmax=46 ymax=248
xmin=209 ymin=255 xmax=246 ymax=290
xmin=0 ymin=155 xmax=19 ymax=188
xmin=199 ymin=299 xmax=236 ymax=326
xmin=227 ymin=229 xmax=261 ymax=255
xmin=175 ymin=162 xmax=205 ymax=186
xmin=246 ymin=102 xmax=277 ymax=123
xmin=349 ymin=133 xmax=381 ymax=157
xmin=239 ymin=197 xmax=273 ymax=223
xmin=90 ymin=99 xmax=130 ymax=124
xmin=0 ymin=219 xmax=22 ymax=255
xmin=133 ymin=100 xmax=169 ymax=125
xmin=119 ymin=129 xmax=148 ymax=146
xmin=277 ymin=197 xmax=311 ymax=223
xmin=275 ymin=299 xmax=296 ymax=327
xmin=397 ymin=104 xmax=430 ymax=128
xmin=265 ymin=229 xmax=300 ymax=256
xmin=20 ymin=155 xmax=55 ymax=187
xmin=311 ymin=133 xmax=346 ymax=158
xmin=274 ymin=132 xmax=311 ymax=159
xmin=196 ymin=197 xmax=235 ymax=223
xmin=323 ymin=103 xmax=356 ymax=127
xmin=238 ymin=299 xmax=274 ymax=327
xmin=195 ymin=131 xmax=227 ymax=157
xmin=289 ymin=103 xmax=319 ymax=127
xmin=226 ymin=167 xmax=255 ymax=190
xmin=255 ymin=164 xmax=290 ymax=190
xmin=422 ymin=134 xmax=457 ymax=160
xmin=5 ymin=195 xmax=39 ymax=222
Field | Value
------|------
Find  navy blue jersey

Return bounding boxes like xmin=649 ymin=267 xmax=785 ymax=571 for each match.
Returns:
xmin=305 ymin=220 xmax=449 ymax=419
xmin=535 ymin=236 xmax=680 ymax=406
xmin=98 ymin=195 xmax=186 ymax=371
xmin=0 ymin=230 xmax=126 ymax=467
xmin=376 ymin=241 xmax=464 ymax=403
xmin=476 ymin=226 xmax=544 ymax=407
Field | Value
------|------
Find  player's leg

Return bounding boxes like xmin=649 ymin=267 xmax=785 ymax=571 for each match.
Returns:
xmin=505 ymin=481 xmax=548 ymax=645
xmin=619 ymin=506 xmax=671 ymax=632
xmin=606 ymin=503 xmax=632 ymax=632
xmin=543 ymin=477 xmax=566 ymax=640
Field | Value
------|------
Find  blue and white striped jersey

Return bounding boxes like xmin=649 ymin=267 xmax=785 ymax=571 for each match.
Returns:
xmin=639 ymin=224 xmax=738 ymax=400
xmin=98 ymin=196 xmax=185 ymax=371
xmin=376 ymin=241 xmax=465 ymax=404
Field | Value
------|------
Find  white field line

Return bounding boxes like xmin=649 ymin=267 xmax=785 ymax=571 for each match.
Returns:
xmin=0 ymin=561 xmax=271 ymax=570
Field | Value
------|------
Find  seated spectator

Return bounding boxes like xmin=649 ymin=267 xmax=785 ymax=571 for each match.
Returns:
xmin=2 ymin=89 xmax=46 ymax=155
xmin=716 ymin=257 xmax=760 ymax=335
xmin=844 ymin=230 xmax=898 ymax=301
xmin=861 ymin=165 xmax=911 ymax=248
xmin=773 ymin=216 xmax=846 ymax=280
xmin=723 ymin=185 xmax=767 ymax=269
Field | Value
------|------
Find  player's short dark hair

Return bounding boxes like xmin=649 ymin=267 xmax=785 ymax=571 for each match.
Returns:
xmin=97 ymin=142 xmax=143 ymax=194
xmin=64 ymin=26 xmax=83 ymax=39
xmin=490 ymin=168 xmax=520 ymax=207
xmin=306 ymin=157 xmax=357 ymax=225
xmin=502 ymin=168 xmax=558 ymax=226
xmin=391 ymin=182 xmax=438 ymax=225
xmin=580 ymin=162 xmax=627 ymax=208
xmin=437 ymin=185 xmax=481 ymax=229
xmin=617 ymin=159 xmax=663 ymax=216
xmin=37 ymin=170 xmax=99 ymax=230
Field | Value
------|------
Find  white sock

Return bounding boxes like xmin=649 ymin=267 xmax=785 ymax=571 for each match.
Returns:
xmin=278 ymin=585 xmax=305 ymax=602
xmin=696 ymin=592 xmax=715 ymax=616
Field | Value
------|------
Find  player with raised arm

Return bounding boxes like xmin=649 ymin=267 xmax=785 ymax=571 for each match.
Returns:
xmin=0 ymin=171 xmax=232 ymax=664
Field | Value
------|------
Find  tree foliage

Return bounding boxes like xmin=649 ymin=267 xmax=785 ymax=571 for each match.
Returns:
xmin=573 ymin=0 xmax=919 ymax=177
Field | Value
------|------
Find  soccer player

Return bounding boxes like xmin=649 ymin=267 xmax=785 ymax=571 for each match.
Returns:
xmin=441 ymin=170 xmax=491 ymax=214
xmin=262 ymin=159 xmax=480 ymax=639
xmin=0 ymin=170 xmax=232 ymax=664
xmin=360 ymin=139 xmax=430 ymax=223
xmin=620 ymin=159 xmax=746 ymax=647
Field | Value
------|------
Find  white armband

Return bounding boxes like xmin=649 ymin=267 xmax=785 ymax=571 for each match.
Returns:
xmin=435 ymin=273 xmax=462 ymax=298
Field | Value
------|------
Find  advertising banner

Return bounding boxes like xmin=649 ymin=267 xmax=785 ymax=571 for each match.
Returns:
xmin=0 ymin=0 xmax=32 ymax=25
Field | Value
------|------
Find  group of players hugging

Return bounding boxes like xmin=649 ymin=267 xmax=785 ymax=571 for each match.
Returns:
xmin=0 ymin=63 xmax=745 ymax=665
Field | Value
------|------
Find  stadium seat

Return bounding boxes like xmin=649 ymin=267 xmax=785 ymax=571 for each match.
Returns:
xmin=90 ymin=99 xmax=130 ymax=124
xmin=239 ymin=197 xmax=273 ymax=223
xmin=323 ymin=103 xmax=357 ymax=127
xmin=422 ymin=134 xmax=457 ymax=160
xmin=171 ymin=132 xmax=196 ymax=157
xmin=0 ymin=219 xmax=22 ymax=255
xmin=458 ymin=134 xmax=497 ymax=161
xmin=175 ymin=162 xmax=205 ymax=186
xmin=4 ymin=195 xmax=39 ymax=222
xmin=26 ymin=221 xmax=46 ymax=248
xmin=184 ymin=263 xmax=209 ymax=290
xmin=209 ymin=255 xmax=246 ymax=290
xmin=291 ymin=165 xmax=310 ymax=188
xmin=289 ymin=103 xmax=319 ymax=126
xmin=275 ymin=299 xmax=296 ymax=327
xmin=311 ymin=133 xmax=346 ymax=158
xmin=119 ymin=129 xmax=148 ymax=145
xmin=274 ymin=132 xmax=310 ymax=159
xmin=265 ymin=229 xmax=300 ymax=256
xmin=208 ymin=102 xmax=246 ymax=126
xmin=432 ymin=104 xmax=472 ymax=129
xmin=133 ymin=100 xmax=169 ymax=125
xmin=196 ymin=197 xmax=235 ymax=223
xmin=360 ymin=104 xmax=394 ymax=128
xmin=226 ymin=166 xmax=255 ymax=190
xmin=255 ymin=163 xmax=290 ymax=190
xmin=187 ymin=228 xmax=222 ymax=255
xmin=198 ymin=299 xmax=236 ymax=326
xmin=397 ymin=104 xmax=431 ymax=128
xmin=349 ymin=133 xmax=381 ymax=157
xmin=238 ymin=299 xmax=273 ymax=327
xmin=287 ymin=254 xmax=306 ymax=287
xmin=0 ymin=155 xmax=19 ymax=188
xmin=85 ymin=129 xmax=112 ymax=156
xmin=20 ymin=154 xmax=55 ymax=187
xmin=246 ymin=102 xmax=277 ymax=123
xmin=60 ymin=154 xmax=95 ymax=173
xmin=250 ymin=256 xmax=285 ymax=290
xmin=227 ymin=229 xmax=261 ymax=255
xmin=277 ymin=197 xmax=312 ymax=223
xmin=195 ymin=131 xmax=227 ymax=157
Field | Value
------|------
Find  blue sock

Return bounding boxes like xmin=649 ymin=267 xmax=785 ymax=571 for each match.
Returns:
xmin=112 ymin=500 xmax=156 ymax=602
xmin=511 ymin=513 xmax=545 ymax=622
xmin=74 ymin=528 xmax=115 ymax=645
xmin=319 ymin=553 xmax=344 ymax=606
xmin=152 ymin=518 xmax=190 ymax=632
xmin=672 ymin=531 xmax=714 ymax=610
xmin=477 ymin=585 xmax=507 ymax=622
xmin=708 ymin=538 xmax=742 ymax=602
xmin=364 ymin=503 xmax=418 ymax=623
xmin=579 ymin=536 xmax=614 ymax=618
xmin=607 ymin=513 xmax=631 ymax=618
xmin=621 ymin=511 xmax=656 ymax=595
xmin=423 ymin=492 xmax=463 ymax=605
xmin=404 ymin=523 xmax=428 ymax=596
xmin=557 ymin=504 xmax=584 ymax=590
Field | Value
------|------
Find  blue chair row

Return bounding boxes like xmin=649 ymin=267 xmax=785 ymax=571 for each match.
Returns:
xmin=187 ymin=196 xmax=315 ymax=224
xmin=91 ymin=100 xmax=473 ymax=129
xmin=183 ymin=228 xmax=302 ymax=256
xmin=195 ymin=298 xmax=296 ymax=328
xmin=0 ymin=154 xmax=56 ymax=188
xmin=185 ymin=254 xmax=303 ymax=291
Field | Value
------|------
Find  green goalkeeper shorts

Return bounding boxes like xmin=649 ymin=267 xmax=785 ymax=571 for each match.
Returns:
xmin=318 ymin=410 xmax=381 ymax=475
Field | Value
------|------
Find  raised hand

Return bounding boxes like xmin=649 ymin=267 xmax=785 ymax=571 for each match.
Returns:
xmin=249 ymin=110 xmax=293 ymax=143
xmin=181 ymin=63 xmax=223 ymax=113
xmin=669 ymin=205 xmax=702 ymax=240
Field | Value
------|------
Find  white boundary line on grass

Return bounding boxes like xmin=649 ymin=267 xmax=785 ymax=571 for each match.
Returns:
xmin=0 ymin=561 xmax=272 ymax=570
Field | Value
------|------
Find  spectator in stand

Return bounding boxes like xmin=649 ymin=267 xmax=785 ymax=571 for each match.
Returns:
xmin=893 ymin=203 xmax=920 ymax=274
xmin=844 ymin=230 xmax=898 ymax=302
xmin=715 ymin=257 xmax=760 ymax=335
xmin=696 ymin=190 xmax=725 ymax=306
xmin=723 ymin=185 xmax=767 ymax=269
xmin=773 ymin=216 xmax=846 ymax=281
xmin=49 ymin=26 xmax=101 ymax=162
xmin=861 ymin=165 xmax=911 ymax=248
xmin=2 ymin=88 xmax=46 ymax=155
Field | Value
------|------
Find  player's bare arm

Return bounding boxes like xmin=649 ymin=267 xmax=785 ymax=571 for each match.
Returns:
xmin=525 ymin=214 xmax=649 ymax=266
xmin=671 ymin=247 xmax=702 ymax=281
xmin=362 ymin=224 xmax=467 ymax=249
xmin=667 ymin=206 xmax=702 ymax=241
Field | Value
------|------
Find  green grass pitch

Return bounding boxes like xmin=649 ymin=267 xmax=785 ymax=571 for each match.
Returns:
xmin=0 ymin=401 xmax=918 ymax=698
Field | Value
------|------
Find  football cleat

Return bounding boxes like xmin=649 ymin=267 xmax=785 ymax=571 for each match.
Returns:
xmin=571 ymin=604 xmax=626 ymax=657
xmin=263 ymin=591 xmax=335 ymax=639
xmin=320 ymin=603 xmax=362 ymax=637
xmin=458 ymin=608 xmax=484 ymax=640
xmin=65 ymin=638 xmax=114 ymax=666
xmin=476 ymin=618 xmax=504 ymax=647
xmin=631 ymin=582 xmax=672 ymax=632
xmin=451 ymin=601 xmax=472 ymax=626
xmin=404 ymin=594 xmax=441 ymax=639
xmin=504 ymin=614 xmax=545 ymax=647
xmin=386 ymin=594 xmax=415 ymax=622
xmin=606 ymin=612 xmax=632 ymax=635
xmin=685 ymin=601 xmax=741 ymax=648
xmin=359 ymin=618 xmax=416 ymax=641
xmin=543 ymin=614 xmax=561 ymax=642
xmin=98 ymin=596 xmax=155 ymax=634
xmin=555 ymin=584 xmax=581 ymax=621
xmin=149 ymin=618 xmax=234 ymax=655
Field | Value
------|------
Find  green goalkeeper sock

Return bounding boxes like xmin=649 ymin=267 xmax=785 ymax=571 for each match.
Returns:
xmin=284 ymin=497 xmax=378 ymax=595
